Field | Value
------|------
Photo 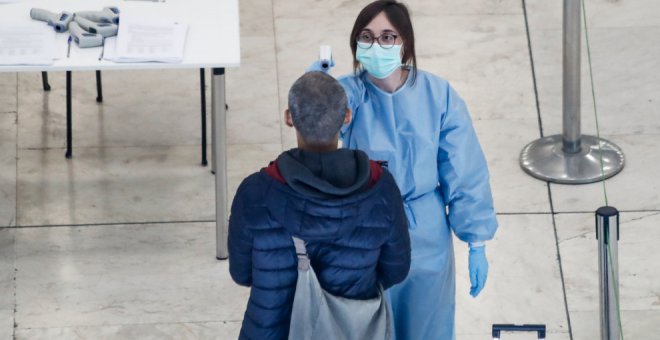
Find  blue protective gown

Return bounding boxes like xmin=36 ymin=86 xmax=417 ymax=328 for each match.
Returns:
xmin=338 ymin=69 xmax=498 ymax=340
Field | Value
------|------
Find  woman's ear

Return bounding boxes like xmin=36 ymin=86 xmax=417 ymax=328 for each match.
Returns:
xmin=284 ymin=109 xmax=294 ymax=127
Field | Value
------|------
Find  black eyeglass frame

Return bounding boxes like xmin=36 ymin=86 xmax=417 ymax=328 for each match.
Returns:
xmin=356 ymin=31 xmax=401 ymax=49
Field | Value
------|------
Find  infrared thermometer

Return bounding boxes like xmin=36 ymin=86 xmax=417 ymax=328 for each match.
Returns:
xmin=30 ymin=9 xmax=74 ymax=33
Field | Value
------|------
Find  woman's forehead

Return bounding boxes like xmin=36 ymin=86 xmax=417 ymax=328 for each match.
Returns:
xmin=364 ymin=12 xmax=398 ymax=33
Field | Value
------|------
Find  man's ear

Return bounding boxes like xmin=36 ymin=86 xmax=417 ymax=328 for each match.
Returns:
xmin=344 ymin=108 xmax=353 ymax=125
xmin=284 ymin=109 xmax=294 ymax=127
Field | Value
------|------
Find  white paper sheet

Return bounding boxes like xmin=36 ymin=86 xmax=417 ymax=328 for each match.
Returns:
xmin=102 ymin=36 xmax=117 ymax=61
xmin=112 ymin=15 xmax=187 ymax=63
xmin=0 ymin=24 xmax=56 ymax=65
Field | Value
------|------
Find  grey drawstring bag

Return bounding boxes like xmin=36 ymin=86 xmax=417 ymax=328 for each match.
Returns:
xmin=288 ymin=237 xmax=392 ymax=340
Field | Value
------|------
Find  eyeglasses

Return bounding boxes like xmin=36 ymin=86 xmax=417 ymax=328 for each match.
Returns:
xmin=356 ymin=31 xmax=400 ymax=49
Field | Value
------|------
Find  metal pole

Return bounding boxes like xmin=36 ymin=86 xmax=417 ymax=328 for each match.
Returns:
xmin=596 ymin=206 xmax=621 ymax=340
xmin=519 ymin=0 xmax=624 ymax=184
xmin=562 ymin=0 xmax=581 ymax=153
xmin=211 ymin=68 xmax=228 ymax=260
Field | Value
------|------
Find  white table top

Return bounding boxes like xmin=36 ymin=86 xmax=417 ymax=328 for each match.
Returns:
xmin=0 ymin=0 xmax=240 ymax=72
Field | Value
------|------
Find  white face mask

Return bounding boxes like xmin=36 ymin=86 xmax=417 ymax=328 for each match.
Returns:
xmin=356 ymin=42 xmax=402 ymax=79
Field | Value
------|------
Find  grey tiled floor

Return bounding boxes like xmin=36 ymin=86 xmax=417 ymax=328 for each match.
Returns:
xmin=1 ymin=0 xmax=659 ymax=339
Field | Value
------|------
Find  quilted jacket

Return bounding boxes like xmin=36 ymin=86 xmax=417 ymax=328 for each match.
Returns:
xmin=228 ymin=149 xmax=410 ymax=340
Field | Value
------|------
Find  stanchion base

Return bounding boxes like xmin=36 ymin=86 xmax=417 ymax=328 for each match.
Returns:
xmin=520 ymin=134 xmax=624 ymax=184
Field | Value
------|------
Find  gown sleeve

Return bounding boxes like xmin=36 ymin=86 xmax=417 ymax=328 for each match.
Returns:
xmin=337 ymin=74 xmax=366 ymax=140
xmin=437 ymin=84 xmax=498 ymax=243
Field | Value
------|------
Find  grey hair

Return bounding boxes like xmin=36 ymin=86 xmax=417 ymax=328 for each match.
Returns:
xmin=287 ymin=72 xmax=348 ymax=146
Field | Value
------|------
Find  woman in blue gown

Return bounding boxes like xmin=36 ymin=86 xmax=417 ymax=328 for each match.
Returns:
xmin=311 ymin=1 xmax=499 ymax=339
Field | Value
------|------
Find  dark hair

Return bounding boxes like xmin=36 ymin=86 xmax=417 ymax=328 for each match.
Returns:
xmin=350 ymin=0 xmax=417 ymax=82
xmin=288 ymin=72 xmax=348 ymax=146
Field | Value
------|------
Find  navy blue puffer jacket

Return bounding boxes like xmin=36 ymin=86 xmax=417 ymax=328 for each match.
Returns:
xmin=228 ymin=149 xmax=410 ymax=340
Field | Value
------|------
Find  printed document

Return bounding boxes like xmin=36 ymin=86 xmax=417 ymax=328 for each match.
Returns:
xmin=113 ymin=15 xmax=187 ymax=63
xmin=0 ymin=24 xmax=55 ymax=65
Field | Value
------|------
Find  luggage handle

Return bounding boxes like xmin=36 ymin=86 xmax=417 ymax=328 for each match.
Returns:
xmin=492 ymin=324 xmax=546 ymax=339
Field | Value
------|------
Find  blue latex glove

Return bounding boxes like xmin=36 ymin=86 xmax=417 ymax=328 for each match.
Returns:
xmin=468 ymin=245 xmax=488 ymax=297
xmin=306 ymin=59 xmax=335 ymax=73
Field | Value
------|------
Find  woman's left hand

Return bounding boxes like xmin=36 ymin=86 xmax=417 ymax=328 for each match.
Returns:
xmin=468 ymin=245 xmax=489 ymax=297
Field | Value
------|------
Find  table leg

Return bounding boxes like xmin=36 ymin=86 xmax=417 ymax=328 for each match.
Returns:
xmin=200 ymin=68 xmax=208 ymax=167
xmin=41 ymin=72 xmax=51 ymax=91
xmin=65 ymin=71 xmax=72 ymax=159
xmin=95 ymin=70 xmax=103 ymax=103
xmin=211 ymin=68 xmax=228 ymax=260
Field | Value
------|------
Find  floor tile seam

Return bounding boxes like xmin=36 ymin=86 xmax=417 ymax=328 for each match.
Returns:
xmin=17 ymin=144 xmax=209 ymax=151
xmin=534 ymin=127 xmax=660 ymax=137
xmin=529 ymin=24 xmax=660 ymax=32
xmin=625 ymin=211 xmax=660 ymax=221
xmin=567 ymin=308 xmax=660 ymax=313
xmin=14 ymin=319 xmax=244 ymax=331
xmin=17 ymin=141 xmax=283 ymax=152
xmin=533 ymin=224 xmax=653 ymax=244
xmin=596 ymin=132 xmax=660 ymax=138
xmin=14 ymin=72 xmax=18 ymax=114
xmin=456 ymin=330 xmax=570 ymax=335
xmin=471 ymin=116 xmax=545 ymax=123
xmin=412 ymin=12 xmax=524 ymax=17
xmin=275 ymin=13 xmax=524 ymax=20
xmin=496 ymin=212 xmax=554 ymax=215
xmin=551 ymin=209 xmax=660 ymax=214
xmin=12 ymin=221 xmax=17 ymax=339
xmin=270 ymin=0 xmax=285 ymax=154
xmin=6 ymin=219 xmax=215 ymax=230
xmin=548 ymin=183 xmax=575 ymax=340
xmin=524 ymin=2 xmax=572 ymax=336
xmin=521 ymin=0 xmax=545 ymax=139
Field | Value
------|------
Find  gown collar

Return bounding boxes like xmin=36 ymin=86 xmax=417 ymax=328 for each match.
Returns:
xmin=362 ymin=67 xmax=413 ymax=97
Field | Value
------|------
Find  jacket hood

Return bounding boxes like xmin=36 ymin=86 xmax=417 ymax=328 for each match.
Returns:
xmin=278 ymin=148 xmax=371 ymax=199
xmin=261 ymin=148 xmax=386 ymax=240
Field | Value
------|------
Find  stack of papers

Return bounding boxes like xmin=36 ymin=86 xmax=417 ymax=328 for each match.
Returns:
xmin=104 ymin=15 xmax=188 ymax=63
xmin=0 ymin=24 xmax=56 ymax=65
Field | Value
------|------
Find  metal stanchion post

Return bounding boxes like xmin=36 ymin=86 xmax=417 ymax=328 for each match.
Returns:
xmin=562 ymin=0 xmax=581 ymax=154
xmin=211 ymin=68 xmax=228 ymax=260
xmin=596 ymin=206 xmax=621 ymax=340
xmin=519 ymin=0 xmax=624 ymax=184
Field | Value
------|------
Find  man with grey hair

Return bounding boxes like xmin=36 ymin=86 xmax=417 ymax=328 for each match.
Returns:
xmin=228 ymin=71 xmax=411 ymax=339
xmin=286 ymin=71 xmax=349 ymax=148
